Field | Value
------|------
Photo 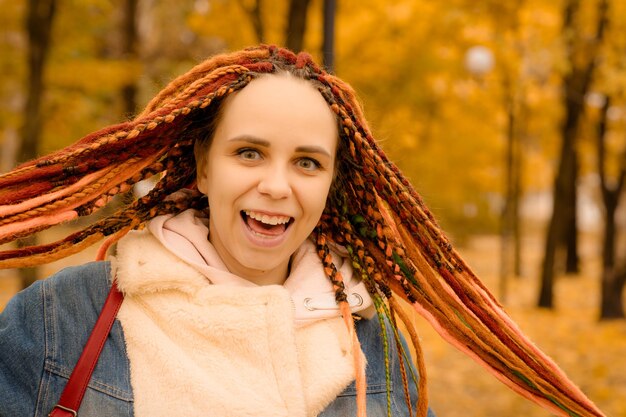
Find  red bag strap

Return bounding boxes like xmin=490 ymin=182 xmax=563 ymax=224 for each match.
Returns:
xmin=49 ymin=280 xmax=124 ymax=417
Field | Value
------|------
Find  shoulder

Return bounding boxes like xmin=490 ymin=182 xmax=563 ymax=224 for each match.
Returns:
xmin=35 ymin=262 xmax=113 ymax=343
xmin=43 ymin=261 xmax=112 ymax=304
xmin=4 ymin=261 xmax=115 ymax=371
xmin=1 ymin=261 xmax=111 ymax=321
xmin=40 ymin=261 xmax=112 ymax=302
xmin=0 ymin=261 xmax=119 ymax=416
xmin=38 ymin=261 xmax=133 ymax=406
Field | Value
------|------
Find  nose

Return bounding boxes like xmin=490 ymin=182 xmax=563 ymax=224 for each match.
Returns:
xmin=256 ymin=164 xmax=292 ymax=199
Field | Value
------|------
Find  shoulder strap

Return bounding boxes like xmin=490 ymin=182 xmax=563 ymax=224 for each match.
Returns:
xmin=49 ymin=280 xmax=124 ymax=417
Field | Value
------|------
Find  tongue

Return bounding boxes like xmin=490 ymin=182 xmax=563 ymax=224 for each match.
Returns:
xmin=246 ymin=216 xmax=287 ymax=236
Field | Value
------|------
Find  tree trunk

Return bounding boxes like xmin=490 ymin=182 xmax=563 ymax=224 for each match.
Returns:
xmin=565 ymin=154 xmax=580 ymax=274
xmin=597 ymin=97 xmax=626 ymax=320
xmin=121 ymin=0 xmax=139 ymax=117
xmin=18 ymin=0 xmax=57 ymax=289
xmin=599 ymin=198 xmax=626 ymax=319
xmin=539 ymin=63 xmax=579 ymax=308
xmin=512 ymin=100 xmax=524 ymax=277
xmin=539 ymin=138 xmax=575 ymax=307
xmin=499 ymin=89 xmax=516 ymax=301
xmin=21 ymin=0 xmax=56 ymax=163
xmin=538 ymin=0 xmax=608 ymax=307
xmin=601 ymin=268 xmax=626 ymax=319
xmin=322 ymin=0 xmax=336 ymax=72
xmin=599 ymin=208 xmax=625 ymax=319
xmin=285 ymin=0 xmax=311 ymax=52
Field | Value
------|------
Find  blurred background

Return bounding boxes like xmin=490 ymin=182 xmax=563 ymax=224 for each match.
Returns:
xmin=1 ymin=0 xmax=625 ymax=415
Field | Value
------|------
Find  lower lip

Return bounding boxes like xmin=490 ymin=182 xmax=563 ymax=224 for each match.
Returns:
xmin=241 ymin=216 xmax=291 ymax=248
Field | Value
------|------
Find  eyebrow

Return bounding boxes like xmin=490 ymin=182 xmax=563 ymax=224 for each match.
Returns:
xmin=228 ymin=135 xmax=332 ymax=158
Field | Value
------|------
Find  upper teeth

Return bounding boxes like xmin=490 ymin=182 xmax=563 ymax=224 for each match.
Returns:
xmin=245 ymin=210 xmax=291 ymax=225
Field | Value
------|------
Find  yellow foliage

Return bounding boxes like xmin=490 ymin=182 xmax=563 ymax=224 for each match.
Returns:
xmin=49 ymin=59 xmax=143 ymax=91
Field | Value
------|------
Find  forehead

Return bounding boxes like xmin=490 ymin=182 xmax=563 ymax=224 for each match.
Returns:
xmin=227 ymin=73 xmax=328 ymax=112
xmin=212 ymin=74 xmax=338 ymax=151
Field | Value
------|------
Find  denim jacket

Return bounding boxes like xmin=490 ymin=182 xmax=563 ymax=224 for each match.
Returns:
xmin=0 ymin=262 xmax=435 ymax=417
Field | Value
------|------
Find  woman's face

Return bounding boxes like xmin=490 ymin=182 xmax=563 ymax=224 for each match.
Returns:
xmin=197 ymin=74 xmax=338 ymax=285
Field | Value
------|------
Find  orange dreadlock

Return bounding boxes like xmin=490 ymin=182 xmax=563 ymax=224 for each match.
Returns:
xmin=0 ymin=45 xmax=604 ymax=417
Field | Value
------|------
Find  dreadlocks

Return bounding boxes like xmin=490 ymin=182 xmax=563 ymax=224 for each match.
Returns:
xmin=0 ymin=45 xmax=604 ymax=417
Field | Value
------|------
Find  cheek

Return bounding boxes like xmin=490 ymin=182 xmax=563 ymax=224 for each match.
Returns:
xmin=305 ymin=178 xmax=333 ymax=218
xmin=202 ymin=162 xmax=255 ymax=212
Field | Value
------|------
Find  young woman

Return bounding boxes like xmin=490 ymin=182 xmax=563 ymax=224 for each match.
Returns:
xmin=0 ymin=45 xmax=603 ymax=417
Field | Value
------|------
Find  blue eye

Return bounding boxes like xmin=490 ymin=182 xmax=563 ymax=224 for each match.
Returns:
xmin=297 ymin=158 xmax=321 ymax=171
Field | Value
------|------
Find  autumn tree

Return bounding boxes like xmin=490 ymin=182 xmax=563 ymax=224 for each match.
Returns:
xmin=18 ymin=0 xmax=57 ymax=289
xmin=100 ymin=0 xmax=141 ymax=116
xmin=591 ymin=11 xmax=626 ymax=318
xmin=120 ymin=0 xmax=139 ymax=117
xmin=538 ymin=0 xmax=608 ymax=308
xmin=486 ymin=2 xmax=528 ymax=298
xmin=322 ymin=0 xmax=335 ymax=72
xmin=285 ymin=0 xmax=311 ymax=52
xmin=595 ymin=96 xmax=626 ymax=319
xmin=21 ymin=0 xmax=56 ymax=165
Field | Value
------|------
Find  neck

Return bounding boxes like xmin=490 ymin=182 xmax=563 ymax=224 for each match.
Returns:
xmin=223 ymin=260 xmax=289 ymax=286
xmin=208 ymin=232 xmax=290 ymax=286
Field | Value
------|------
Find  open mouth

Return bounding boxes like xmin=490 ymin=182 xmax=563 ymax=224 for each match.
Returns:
xmin=241 ymin=210 xmax=294 ymax=237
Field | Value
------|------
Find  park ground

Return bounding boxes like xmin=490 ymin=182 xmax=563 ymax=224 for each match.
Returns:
xmin=405 ymin=232 xmax=626 ymax=417
xmin=1 ymin=230 xmax=624 ymax=416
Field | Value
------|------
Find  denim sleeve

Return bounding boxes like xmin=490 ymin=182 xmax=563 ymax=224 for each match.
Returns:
xmin=0 ymin=279 xmax=46 ymax=417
